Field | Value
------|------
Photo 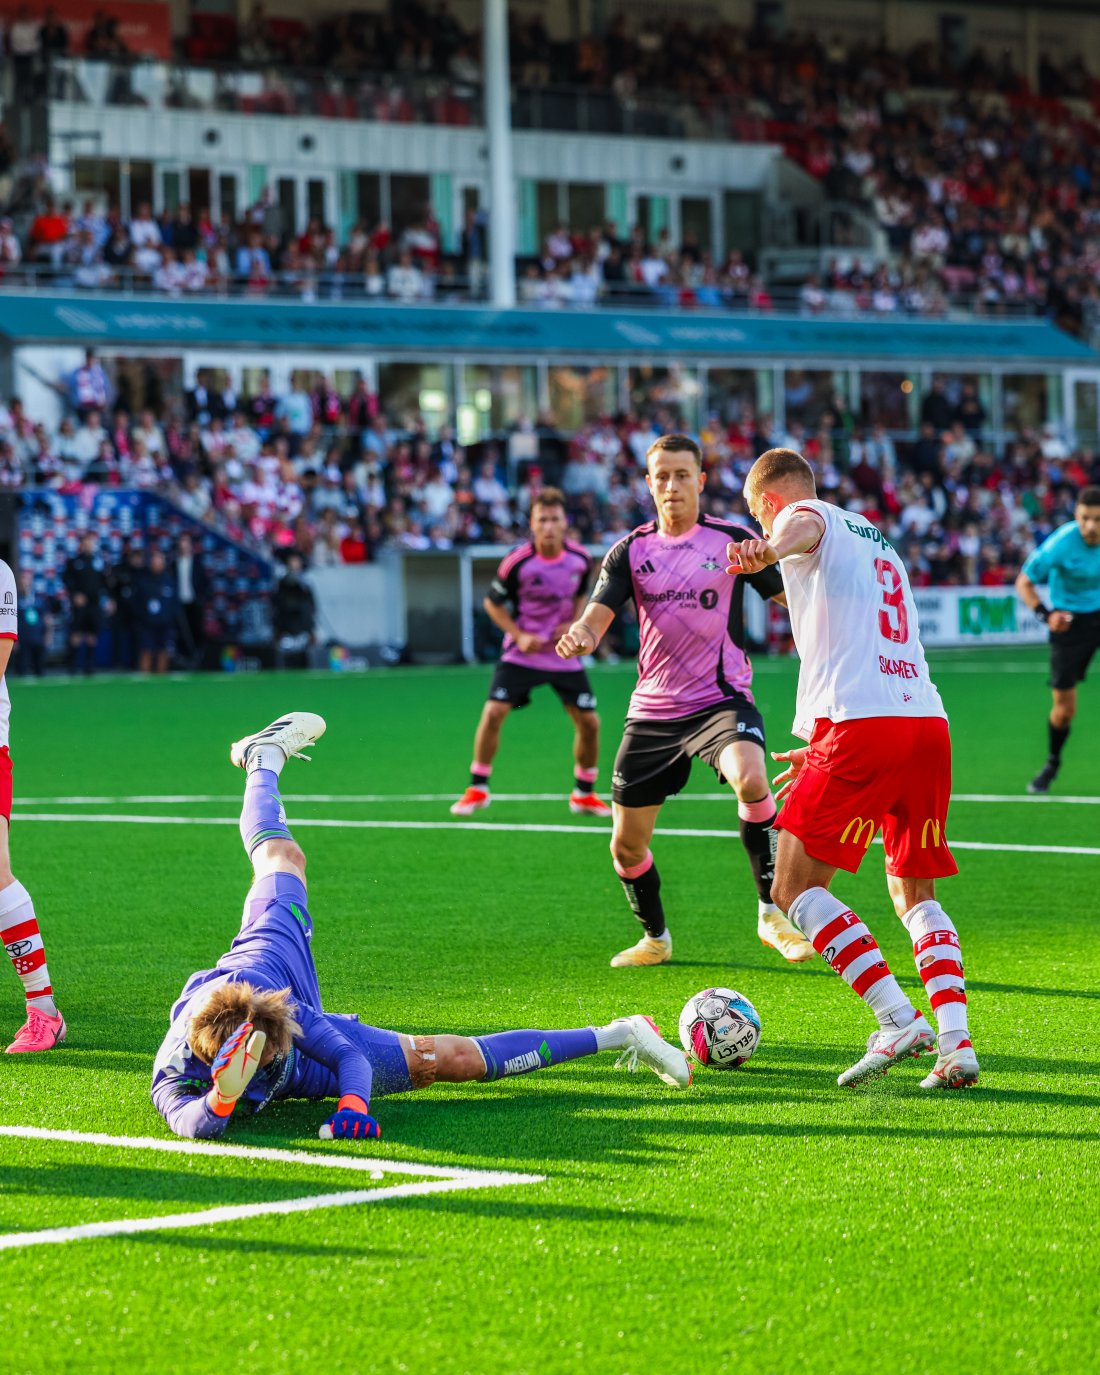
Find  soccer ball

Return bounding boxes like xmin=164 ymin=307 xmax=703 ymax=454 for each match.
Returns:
xmin=678 ymin=987 xmax=761 ymax=1069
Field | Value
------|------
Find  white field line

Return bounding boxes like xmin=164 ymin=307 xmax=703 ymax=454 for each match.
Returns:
xmin=9 ymin=812 xmax=1100 ymax=857
xmin=14 ymin=792 xmax=1100 ymax=806
xmin=0 ymin=1126 xmax=543 ymax=1251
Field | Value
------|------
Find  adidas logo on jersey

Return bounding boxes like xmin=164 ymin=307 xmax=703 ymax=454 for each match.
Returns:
xmin=637 ymin=559 xmax=656 ymax=575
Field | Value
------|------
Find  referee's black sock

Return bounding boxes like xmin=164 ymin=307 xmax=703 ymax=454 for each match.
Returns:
xmin=614 ymin=851 xmax=666 ymax=937
xmin=739 ymin=795 xmax=779 ymax=904
xmin=1048 ymin=720 xmax=1070 ymax=764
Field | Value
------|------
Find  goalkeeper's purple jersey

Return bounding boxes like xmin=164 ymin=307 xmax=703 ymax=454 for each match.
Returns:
xmin=150 ymin=874 xmax=374 ymax=1139
xmin=589 ymin=515 xmax=784 ymax=721
xmin=488 ymin=540 xmax=592 ymax=673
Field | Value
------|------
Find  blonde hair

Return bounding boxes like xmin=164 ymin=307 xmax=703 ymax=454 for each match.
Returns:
xmin=189 ymin=982 xmax=302 ymax=1065
xmin=746 ymin=447 xmax=816 ymax=497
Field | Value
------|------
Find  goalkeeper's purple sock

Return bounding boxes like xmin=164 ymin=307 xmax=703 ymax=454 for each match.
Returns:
xmin=239 ymin=768 xmax=293 ymax=857
xmin=474 ymin=1027 xmax=598 ymax=1081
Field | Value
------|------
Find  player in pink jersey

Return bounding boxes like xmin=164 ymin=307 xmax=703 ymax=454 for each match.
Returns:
xmin=556 ymin=435 xmax=813 ymax=967
xmin=451 ymin=488 xmax=611 ymax=820
xmin=0 ymin=559 xmax=66 ymax=1052
xmin=727 ymin=448 xmax=977 ymax=1089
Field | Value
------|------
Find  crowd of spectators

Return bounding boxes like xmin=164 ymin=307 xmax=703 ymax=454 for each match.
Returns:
xmin=0 ymin=190 xmax=475 ymax=303
xmin=2 ymin=356 xmax=1096 ymax=621
xmin=3 ymin=15 xmax=1100 ymax=334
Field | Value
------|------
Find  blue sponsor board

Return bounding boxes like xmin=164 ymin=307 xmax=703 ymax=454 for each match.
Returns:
xmin=0 ymin=292 xmax=1095 ymax=361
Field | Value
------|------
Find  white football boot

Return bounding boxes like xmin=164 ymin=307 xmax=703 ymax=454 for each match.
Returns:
xmin=837 ymin=1012 xmax=935 ymax=1087
xmin=230 ymin=711 xmax=327 ymax=769
xmin=612 ymin=1014 xmax=692 ymax=1088
xmin=920 ymin=1041 xmax=980 ymax=1090
xmin=610 ymin=932 xmax=672 ymax=968
xmin=757 ymin=903 xmax=816 ymax=962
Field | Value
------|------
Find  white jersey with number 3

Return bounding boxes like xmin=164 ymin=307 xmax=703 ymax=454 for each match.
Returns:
xmin=773 ymin=499 xmax=946 ymax=739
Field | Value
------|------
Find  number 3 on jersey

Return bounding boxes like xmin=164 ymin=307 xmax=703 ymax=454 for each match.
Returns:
xmin=874 ymin=558 xmax=910 ymax=644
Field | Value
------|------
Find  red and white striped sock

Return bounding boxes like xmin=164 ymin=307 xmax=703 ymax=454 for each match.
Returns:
xmin=789 ymin=886 xmax=917 ymax=1030
xmin=902 ymin=900 xmax=969 ymax=1054
xmin=0 ymin=879 xmax=57 ymax=1017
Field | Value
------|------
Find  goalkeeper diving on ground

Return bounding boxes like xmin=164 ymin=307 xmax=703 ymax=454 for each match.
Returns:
xmin=150 ymin=712 xmax=691 ymax=1141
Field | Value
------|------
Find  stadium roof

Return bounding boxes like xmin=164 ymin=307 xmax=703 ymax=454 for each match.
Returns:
xmin=0 ymin=294 xmax=1095 ymax=363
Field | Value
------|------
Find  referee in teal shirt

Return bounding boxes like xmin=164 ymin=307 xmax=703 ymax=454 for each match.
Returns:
xmin=1016 ymin=486 xmax=1100 ymax=793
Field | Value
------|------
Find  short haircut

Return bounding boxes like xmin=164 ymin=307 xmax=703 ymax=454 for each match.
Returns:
xmin=531 ymin=486 xmax=566 ymax=511
xmin=746 ymin=448 xmax=817 ymax=496
xmin=1077 ymin=485 xmax=1100 ymax=508
xmin=646 ymin=433 xmax=702 ymax=467
xmin=188 ymin=982 xmax=302 ymax=1065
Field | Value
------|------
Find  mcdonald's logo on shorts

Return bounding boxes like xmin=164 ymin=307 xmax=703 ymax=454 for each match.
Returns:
xmin=840 ymin=816 xmax=876 ymax=849
xmin=920 ymin=819 xmax=944 ymax=849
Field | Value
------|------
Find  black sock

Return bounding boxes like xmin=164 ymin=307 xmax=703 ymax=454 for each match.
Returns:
xmin=616 ymin=856 xmax=665 ymax=937
xmin=740 ymin=810 xmax=778 ymax=904
xmin=1048 ymin=722 xmax=1069 ymax=764
xmin=470 ymin=767 xmax=491 ymax=789
xmin=572 ymin=771 xmax=594 ymax=795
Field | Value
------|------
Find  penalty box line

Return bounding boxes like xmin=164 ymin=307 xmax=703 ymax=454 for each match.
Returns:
xmin=0 ymin=1125 xmax=543 ymax=1251
xmin=8 ymin=812 xmax=1100 ymax=858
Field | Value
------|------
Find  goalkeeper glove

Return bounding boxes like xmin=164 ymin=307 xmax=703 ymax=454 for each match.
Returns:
xmin=208 ymin=1020 xmax=267 ymax=1118
xmin=319 ymin=1093 xmax=381 ymax=1140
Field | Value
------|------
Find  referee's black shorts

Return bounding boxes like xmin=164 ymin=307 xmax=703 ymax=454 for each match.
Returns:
xmin=1050 ymin=610 xmax=1100 ymax=690
xmin=611 ymin=696 xmax=766 ymax=809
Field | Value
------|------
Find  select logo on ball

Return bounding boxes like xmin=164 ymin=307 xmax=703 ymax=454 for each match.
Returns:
xmin=678 ymin=987 xmax=761 ymax=1070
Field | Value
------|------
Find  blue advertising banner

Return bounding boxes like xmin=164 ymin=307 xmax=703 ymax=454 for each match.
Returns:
xmin=0 ymin=292 xmax=1095 ymax=362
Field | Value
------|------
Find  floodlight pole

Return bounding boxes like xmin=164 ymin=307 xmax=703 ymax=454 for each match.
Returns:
xmin=484 ymin=0 xmax=517 ymax=308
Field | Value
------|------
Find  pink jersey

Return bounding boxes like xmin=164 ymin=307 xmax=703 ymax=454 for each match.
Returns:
xmin=591 ymin=515 xmax=784 ymax=720
xmin=489 ymin=540 xmax=592 ymax=673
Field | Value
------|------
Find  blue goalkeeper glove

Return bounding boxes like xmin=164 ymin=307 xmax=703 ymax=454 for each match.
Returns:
xmin=208 ymin=1020 xmax=267 ymax=1118
xmin=319 ymin=1093 xmax=381 ymax=1140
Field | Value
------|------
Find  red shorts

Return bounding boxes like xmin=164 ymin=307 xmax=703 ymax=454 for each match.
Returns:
xmin=0 ymin=747 xmax=10 ymax=822
xmin=775 ymin=717 xmax=958 ymax=878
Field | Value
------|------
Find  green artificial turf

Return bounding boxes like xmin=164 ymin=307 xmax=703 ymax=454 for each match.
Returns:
xmin=0 ymin=648 xmax=1097 ymax=1375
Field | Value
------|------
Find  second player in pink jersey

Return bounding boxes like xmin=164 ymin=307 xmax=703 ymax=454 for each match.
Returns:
xmin=728 ymin=448 xmax=977 ymax=1090
xmin=557 ymin=434 xmax=814 ymax=967
xmin=451 ymin=488 xmax=612 ymax=819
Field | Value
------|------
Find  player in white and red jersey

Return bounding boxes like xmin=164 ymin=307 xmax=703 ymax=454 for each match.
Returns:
xmin=727 ymin=448 xmax=977 ymax=1090
xmin=0 ymin=559 xmax=66 ymax=1052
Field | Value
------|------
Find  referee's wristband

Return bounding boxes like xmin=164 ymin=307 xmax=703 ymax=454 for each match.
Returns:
xmin=1034 ymin=602 xmax=1051 ymax=623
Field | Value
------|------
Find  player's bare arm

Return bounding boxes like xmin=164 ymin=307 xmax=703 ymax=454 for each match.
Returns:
xmin=725 ymin=510 xmax=824 ymax=574
xmin=1014 ymin=570 xmax=1073 ymax=633
xmin=556 ymin=603 xmax=614 ymax=659
xmin=483 ymin=595 xmax=544 ymax=653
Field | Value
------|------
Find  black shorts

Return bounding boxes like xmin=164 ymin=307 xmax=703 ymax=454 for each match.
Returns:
xmin=70 ymin=605 xmax=100 ymax=636
xmin=487 ymin=661 xmax=597 ymax=711
xmin=611 ymin=696 xmax=766 ymax=809
xmin=1050 ymin=610 xmax=1100 ymax=690
xmin=139 ymin=624 xmax=176 ymax=655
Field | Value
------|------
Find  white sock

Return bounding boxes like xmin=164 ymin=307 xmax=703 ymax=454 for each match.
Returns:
xmin=902 ymin=900 xmax=970 ymax=1054
xmin=789 ymin=886 xmax=916 ymax=1031
xmin=248 ymin=745 xmax=286 ymax=776
xmin=594 ymin=1022 xmax=632 ymax=1051
xmin=646 ymin=929 xmax=671 ymax=944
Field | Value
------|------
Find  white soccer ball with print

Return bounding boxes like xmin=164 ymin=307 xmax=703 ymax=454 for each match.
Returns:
xmin=678 ymin=987 xmax=761 ymax=1069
